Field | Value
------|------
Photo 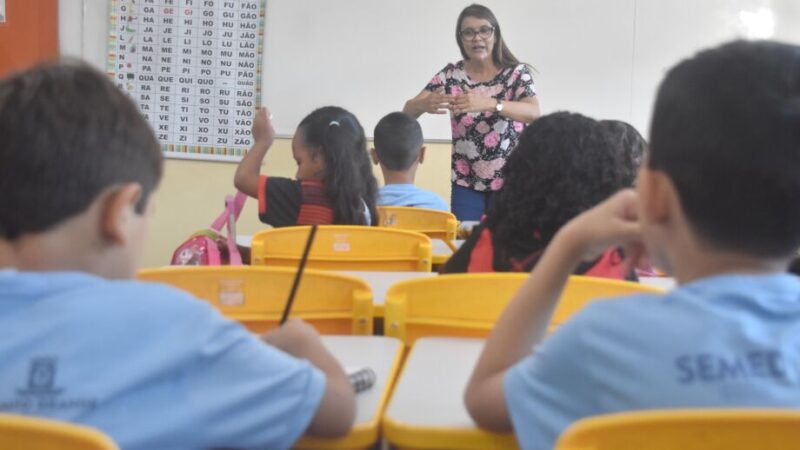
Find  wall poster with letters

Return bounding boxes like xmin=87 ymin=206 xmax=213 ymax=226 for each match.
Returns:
xmin=108 ymin=0 xmax=265 ymax=161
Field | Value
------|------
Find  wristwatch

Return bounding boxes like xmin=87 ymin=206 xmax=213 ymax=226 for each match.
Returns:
xmin=495 ymin=99 xmax=504 ymax=113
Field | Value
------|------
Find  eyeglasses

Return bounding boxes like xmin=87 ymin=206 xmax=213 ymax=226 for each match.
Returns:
xmin=460 ymin=26 xmax=495 ymax=40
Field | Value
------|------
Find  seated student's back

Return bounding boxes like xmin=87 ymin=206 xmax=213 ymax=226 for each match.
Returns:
xmin=371 ymin=112 xmax=448 ymax=211
xmin=443 ymin=112 xmax=633 ymax=279
xmin=464 ymin=40 xmax=800 ymax=450
xmin=235 ymin=106 xmax=378 ymax=226
xmin=0 ymin=61 xmax=355 ymax=450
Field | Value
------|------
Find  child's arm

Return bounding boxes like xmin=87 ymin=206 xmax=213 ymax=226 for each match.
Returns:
xmin=464 ymin=190 xmax=642 ymax=431
xmin=234 ymin=107 xmax=275 ymax=198
xmin=263 ymin=319 xmax=356 ymax=437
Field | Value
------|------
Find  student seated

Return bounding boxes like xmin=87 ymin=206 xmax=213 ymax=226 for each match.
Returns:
xmin=464 ymin=40 xmax=800 ymax=450
xmin=235 ymin=106 xmax=378 ymax=226
xmin=0 ymin=61 xmax=355 ymax=450
xmin=370 ymin=112 xmax=448 ymax=211
xmin=443 ymin=112 xmax=632 ymax=279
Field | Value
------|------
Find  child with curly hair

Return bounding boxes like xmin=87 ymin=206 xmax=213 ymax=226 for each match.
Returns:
xmin=443 ymin=111 xmax=632 ymax=280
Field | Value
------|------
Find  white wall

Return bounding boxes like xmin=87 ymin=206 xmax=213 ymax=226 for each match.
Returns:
xmin=61 ymin=0 xmax=800 ymax=141
xmin=260 ymin=0 xmax=800 ymax=139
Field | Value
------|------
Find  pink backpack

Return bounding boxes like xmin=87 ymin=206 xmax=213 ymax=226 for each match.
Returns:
xmin=171 ymin=192 xmax=247 ymax=266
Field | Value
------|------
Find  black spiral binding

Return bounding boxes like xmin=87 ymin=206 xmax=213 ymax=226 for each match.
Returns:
xmin=348 ymin=367 xmax=376 ymax=393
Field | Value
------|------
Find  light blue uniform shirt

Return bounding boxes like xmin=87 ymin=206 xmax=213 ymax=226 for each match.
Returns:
xmin=505 ymin=273 xmax=800 ymax=450
xmin=378 ymin=184 xmax=449 ymax=211
xmin=0 ymin=271 xmax=326 ymax=450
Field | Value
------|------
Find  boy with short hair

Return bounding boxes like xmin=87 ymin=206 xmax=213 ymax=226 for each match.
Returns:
xmin=464 ymin=40 xmax=800 ymax=450
xmin=0 ymin=61 xmax=355 ymax=450
xmin=371 ymin=111 xmax=448 ymax=211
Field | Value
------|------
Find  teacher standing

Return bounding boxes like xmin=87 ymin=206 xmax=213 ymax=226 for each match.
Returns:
xmin=403 ymin=4 xmax=540 ymax=221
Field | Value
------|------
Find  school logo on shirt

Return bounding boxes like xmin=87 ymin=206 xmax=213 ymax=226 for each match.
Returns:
xmin=674 ymin=349 xmax=788 ymax=384
xmin=0 ymin=356 xmax=97 ymax=414
xmin=16 ymin=357 xmax=63 ymax=396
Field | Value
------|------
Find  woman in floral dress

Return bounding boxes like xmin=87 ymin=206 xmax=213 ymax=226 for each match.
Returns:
xmin=403 ymin=4 xmax=541 ymax=220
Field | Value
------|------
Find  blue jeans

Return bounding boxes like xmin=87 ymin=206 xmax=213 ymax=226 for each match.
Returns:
xmin=451 ymin=183 xmax=494 ymax=221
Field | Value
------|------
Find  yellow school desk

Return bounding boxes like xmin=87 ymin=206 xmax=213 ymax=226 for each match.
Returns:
xmin=383 ymin=337 xmax=519 ymax=450
xmin=296 ymin=335 xmax=403 ymax=450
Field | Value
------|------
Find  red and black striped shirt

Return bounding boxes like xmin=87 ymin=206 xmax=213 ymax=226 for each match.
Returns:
xmin=257 ymin=176 xmax=334 ymax=227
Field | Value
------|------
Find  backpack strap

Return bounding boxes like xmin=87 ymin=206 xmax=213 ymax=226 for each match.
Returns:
xmin=211 ymin=191 xmax=247 ymax=232
xmin=224 ymin=194 xmax=242 ymax=265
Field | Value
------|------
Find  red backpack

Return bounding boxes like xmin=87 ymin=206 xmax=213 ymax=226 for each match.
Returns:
xmin=171 ymin=192 xmax=247 ymax=266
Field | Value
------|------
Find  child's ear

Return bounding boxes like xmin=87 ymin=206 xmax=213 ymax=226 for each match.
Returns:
xmin=637 ymin=167 xmax=672 ymax=224
xmin=100 ymin=183 xmax=143 ymax=245
xmin=418 ymin=146 xmax=427 ymax=164
xmin=369 ymin=148 xmax=380 ymax=165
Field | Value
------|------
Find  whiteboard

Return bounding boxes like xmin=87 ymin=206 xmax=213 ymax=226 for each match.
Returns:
xmin=61 ymin=0 xmax=800 ymax=141
xmin=261 ymin=0 xmax=800 ymax=140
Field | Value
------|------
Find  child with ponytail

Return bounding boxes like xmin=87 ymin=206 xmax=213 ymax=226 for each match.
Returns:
xmin=235 ymin=107 xmax=378 ymax=226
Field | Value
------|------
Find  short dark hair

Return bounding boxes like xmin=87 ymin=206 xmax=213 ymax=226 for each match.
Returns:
xmin=649 ymin=40 xmax=800 ymax=258
xmin=373 ymin=112 xmax=424 ymax=171
xmin=487 ymin=112 xmax=625 ymax=259
xmin=601 ymin=120 xmax=646 ymax=187
xmin=0 ymin=60 xmax=163 ymax=240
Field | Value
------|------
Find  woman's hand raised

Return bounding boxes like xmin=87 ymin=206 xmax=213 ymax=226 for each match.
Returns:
xmin=404 ymin=88 xmax=454 ymax=117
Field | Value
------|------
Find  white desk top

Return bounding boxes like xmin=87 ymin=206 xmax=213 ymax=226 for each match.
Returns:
xmin=296 ymin=335 xmax=403 ymax=448
xmin=431 ymin=238 xmax=464 ymax=256
xmin=639 ymin=276 xmax=676 ymax=290
xmin=237 ymin=234 xmax=254 ymax=248
xmin=320 ymin=335 xmax=402 ymax=425
xmin=385 ymin=337 xmax=483 ymax=428
xmin=340 ymin=271 xmax=437 ymax=305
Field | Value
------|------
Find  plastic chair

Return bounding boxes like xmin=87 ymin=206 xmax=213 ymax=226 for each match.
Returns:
xmin=549 ymin=275 xmax=663 ymax=331
xmin=385 ymin=274 xmax=664 ymax=346
xmin=250 ymin=225 xmax=433 ymax=272
xmin=138 ymin=266 xmax=373 ymax=334
xmin=378 ymin=206 xmax=459 ymax=251
xmin=555 ymin=409 xmax=800 ymax=450
xmin=0 ymin=414 xmax=118 ymax=450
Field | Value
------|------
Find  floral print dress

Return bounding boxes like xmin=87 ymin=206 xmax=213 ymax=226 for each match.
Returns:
xmin=425 ymin=61 xmax=536 ymax=191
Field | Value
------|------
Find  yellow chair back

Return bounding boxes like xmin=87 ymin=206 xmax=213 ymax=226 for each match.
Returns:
xmin=138 ymin=266 xmax=373 ymax=334
xmin=550 ymin=276 xmax=663 ymax=331
xmin=251 ymin=225 xmax=433 ymax=272
xmin=0 ymin=414 xmax=117 ymax=450
xmin=385 ymin=273 xmax=528 ymax=345
xmin=385 ymin=275 xmax=664 ymax=346
xmin=556 ymin=409 xmax=800 ymax=450
xmin=378 ymin=206 xmax=459 ymax=251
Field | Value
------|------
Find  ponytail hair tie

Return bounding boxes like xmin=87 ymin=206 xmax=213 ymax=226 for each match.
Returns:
xmin=329 ymin=120 xmax=340 ymax=127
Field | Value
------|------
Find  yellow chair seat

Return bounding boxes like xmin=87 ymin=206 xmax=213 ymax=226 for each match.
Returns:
xmin=0 ymin=414 xmax=117 ymax=450
xmin=556 ymin=409 xmax=800 ymax=450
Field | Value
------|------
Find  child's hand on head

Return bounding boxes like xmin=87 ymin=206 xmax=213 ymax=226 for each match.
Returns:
xmin=252 ymin=107 xmax=276 ymax=147
xmin=558 ymin=189 xmax=644 ymax=269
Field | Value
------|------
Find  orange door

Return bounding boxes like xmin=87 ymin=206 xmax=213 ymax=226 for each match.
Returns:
xmin=0 ymin=0 xmax=59 ymax=77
